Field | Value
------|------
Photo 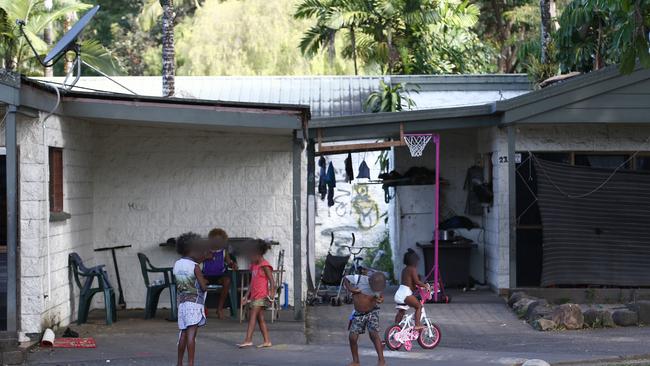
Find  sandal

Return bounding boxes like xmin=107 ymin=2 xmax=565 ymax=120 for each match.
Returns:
xmin=237 ymin=342 xmax=253 ymax=348
xmin=256 ymin=343 xmax=272 ymax=348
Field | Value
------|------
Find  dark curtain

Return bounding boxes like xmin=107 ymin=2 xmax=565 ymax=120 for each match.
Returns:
xmin=534 ymin=158 xmax=650 ymax=287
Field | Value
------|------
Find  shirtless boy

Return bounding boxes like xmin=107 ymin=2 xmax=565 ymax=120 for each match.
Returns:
xmin=343 ymin=271 xmax=387 ymax=366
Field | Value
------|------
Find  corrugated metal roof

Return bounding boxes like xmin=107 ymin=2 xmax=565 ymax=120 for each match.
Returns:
xmin=39 ymin=74 xmax=532 ymax=118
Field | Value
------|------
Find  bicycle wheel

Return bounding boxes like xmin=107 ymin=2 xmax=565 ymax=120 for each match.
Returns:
xmin=418 ymin=321 xmax=441 ymax=349
xmin=384 ymin=324 xmax=403 ymax=351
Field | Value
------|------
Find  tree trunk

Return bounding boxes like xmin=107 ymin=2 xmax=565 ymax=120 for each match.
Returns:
xmin=350 ymin=26 xmax=358 ymax=75
xmin=43 ymin=0 xmax=54 ymax=77
xmin=540 ymin=0 xmax=552 ymax=64
xmin=161 ymin=0 xmax=176 ymax=97
xmin=327 ymin=30 xmax=336 ymax=67
xmin=63 ymin=12 xmax=76 ymax=74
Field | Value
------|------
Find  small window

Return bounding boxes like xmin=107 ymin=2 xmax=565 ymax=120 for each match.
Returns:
xmin=574 ymin=154 xmax=631 ymax=169
xmin=49 ymin=147 xmax=63 ymax=213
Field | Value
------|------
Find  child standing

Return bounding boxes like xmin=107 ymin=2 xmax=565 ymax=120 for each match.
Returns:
xmin=394 ymin=249 xmax=430 ymax=328
xmin=173 ymin=232 xmax=209 ymax=366
xmin=237 ymin=241 xmax=274 ymax=349
xmin=344 ymin=271 xmax=387 ymax=366
xmin=203 ymin=228 xmax=237 ymax=319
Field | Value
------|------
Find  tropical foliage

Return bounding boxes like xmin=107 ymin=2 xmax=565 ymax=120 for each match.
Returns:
xmin=0 ymin=0 xmax=121 ymax=75
xmin=364 ymin=80 xmax=416 ymax=112
xmin=295 ymin=0 xmax=495 ymax=74
xmin=556 ymin=0 xmax=650 ymax=74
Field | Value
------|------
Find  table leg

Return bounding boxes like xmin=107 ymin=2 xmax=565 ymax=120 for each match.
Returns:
xmin=229 ymin=271 xmax=237 ymax=319
xmin=111 ymin=249 xmax=126 ymax=308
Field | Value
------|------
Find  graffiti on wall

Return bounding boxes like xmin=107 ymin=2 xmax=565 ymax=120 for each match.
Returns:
xmin=315 ymin=153 xmax=388 ymax=258
xmin=331 ymin=185 xmax=382 ymax=229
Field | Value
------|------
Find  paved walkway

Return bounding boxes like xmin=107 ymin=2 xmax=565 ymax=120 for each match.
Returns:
xmin=26 ymin=289 xmax=650 ymax=365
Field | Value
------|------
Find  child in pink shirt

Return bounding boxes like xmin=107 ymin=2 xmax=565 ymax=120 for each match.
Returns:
xmin=237 ymin=241 xmax=274 ymax=348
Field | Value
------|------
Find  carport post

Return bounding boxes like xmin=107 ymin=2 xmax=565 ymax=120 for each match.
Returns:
xmin=292 ymin=135 xmax=304 ymax=320
xmin=507 ymin=126 xmax=517 ymax=288
xmin=5 ymin=104 xmax=18 ymax=333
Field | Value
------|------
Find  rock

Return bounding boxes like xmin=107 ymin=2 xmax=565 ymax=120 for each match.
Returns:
xmin=513 ymin=298 xmax=537 ymax=317
xmin=533 ymin=318 xmax=556 ymax=331
xmin=612 ymin=309 xmax=639 ymax=326
xmin=522 ymin=360 xmax=551 ymax=366
xmin=525 ymin=299 xmax=550 ymax=321
xmin=508 ymin=291 xmax=527 ymax=307
xmin=528 ymin=304 xmax=554 ymax=322
xmin=626 ymin=300 xmax=650 ymax=325
xmin=583 ymin=308 xmax=614 ymax=328
xmin=551 ymin=304 xmax=584 ymax=330
xmin=602 ymin=310 xmax=615 ymax=328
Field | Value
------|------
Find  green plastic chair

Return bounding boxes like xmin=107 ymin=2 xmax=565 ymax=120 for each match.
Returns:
xmin=68 ymin=253 xmax=117 ymax=325
xmin=137 ymin=253 xmax=177 ymax=321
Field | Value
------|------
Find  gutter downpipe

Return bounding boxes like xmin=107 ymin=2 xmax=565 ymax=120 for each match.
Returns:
xmin=6 ymin=104 xmax=18 ymax=334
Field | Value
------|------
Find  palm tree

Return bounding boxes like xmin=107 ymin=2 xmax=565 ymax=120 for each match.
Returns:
xmin=295 ymin=0 xmax=487 ymax=75
xmin=539 ymin=0 xmax=552 ymax=64
xmin=293 ymin=0 xmax=346 ymax=71
xmin=160 ymin=0 xmax=175 ymax=97
xmin=0 ymin=0 xmax=121 ymax=75
xmin=139 ymin=0 xmax=203 ymax=97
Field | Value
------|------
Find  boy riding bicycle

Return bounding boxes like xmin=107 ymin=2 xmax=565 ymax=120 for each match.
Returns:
xmin=394 ymin=249 xmax=430 ymax=329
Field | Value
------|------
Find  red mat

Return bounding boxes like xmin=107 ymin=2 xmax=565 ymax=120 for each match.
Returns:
xmin=51 ymin=337 xmax=96 ymax=348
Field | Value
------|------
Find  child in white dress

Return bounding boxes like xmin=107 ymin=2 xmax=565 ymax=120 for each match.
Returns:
xmin=173 ymin=232 xmax=209 ymax=366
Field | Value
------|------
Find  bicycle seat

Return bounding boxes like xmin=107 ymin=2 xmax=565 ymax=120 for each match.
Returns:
xmin=353 ymin=257 xmax=364 ymax=264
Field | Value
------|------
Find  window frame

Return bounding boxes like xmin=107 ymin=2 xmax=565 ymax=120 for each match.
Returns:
xmin=49 ymin=147 xmax=64 ymax=213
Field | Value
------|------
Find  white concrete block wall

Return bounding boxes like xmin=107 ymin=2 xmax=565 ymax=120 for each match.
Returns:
xmin=516 ymin=125 xmax=650 ymax=151
xmin=477 ymin=127 xmax=510 ymax=291
xmin=14 ymin=114 xmax=95 ymax=335
xmin=91 ymin=125 xmax=296 ymax=309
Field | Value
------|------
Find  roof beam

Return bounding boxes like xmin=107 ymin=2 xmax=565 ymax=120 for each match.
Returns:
xmin=314 ymin=115 xmax=499 ymax=142
xmin=61 ymin=97 xmax=304 ymax=130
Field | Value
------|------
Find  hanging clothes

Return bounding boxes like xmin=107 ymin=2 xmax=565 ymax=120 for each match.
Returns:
xmin=325 ymin=162 xmax=336 ymax=207
xmin=464 ymin=165 xmax=484 ymax=216
xmin=344 ymin=153 xmax=354 ymax=183
xmin=357 ymin=160 xmax=371 ymax=179
xmin=318 ymin=156 xmax=327 ymax=200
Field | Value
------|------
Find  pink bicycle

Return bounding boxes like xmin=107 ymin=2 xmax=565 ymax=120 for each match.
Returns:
xmin=384 ymin=287 xmax=442 ymax=351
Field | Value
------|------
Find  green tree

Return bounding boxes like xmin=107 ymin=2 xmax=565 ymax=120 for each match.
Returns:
xmin=0 ymin=0 xmax=120 ymax=75
xmin=173 ymin=0 xmax=353 ymax=75
xmin=556 ymin=0 xmax=650 ymax=74
xmin=295 ymin=0 xmax=495 ymax=75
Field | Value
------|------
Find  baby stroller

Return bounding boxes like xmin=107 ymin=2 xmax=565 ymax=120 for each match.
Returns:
xmin=308 ymin=232 xmax=355 ymax=306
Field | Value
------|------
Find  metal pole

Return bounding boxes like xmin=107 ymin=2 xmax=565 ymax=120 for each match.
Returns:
xmin=433 ymin=134 xmax=440 ymax=302
xmin=306 ymin=140 xmax=316 ymax=291
xmin=292 ymin=136 xmax=304 ymax=320
xmin=507 ymin=126 xmax=517 ymax=288
xmin=6 ymin=105 xmax=18 ymax=333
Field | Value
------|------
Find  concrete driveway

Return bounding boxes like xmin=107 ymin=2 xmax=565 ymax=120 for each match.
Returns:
xmin=25 ymin=289 xmax=650 ymax=365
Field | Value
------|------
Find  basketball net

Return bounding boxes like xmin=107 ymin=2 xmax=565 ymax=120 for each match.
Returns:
xmin=403 ymin=134 xmax=432 ymax=157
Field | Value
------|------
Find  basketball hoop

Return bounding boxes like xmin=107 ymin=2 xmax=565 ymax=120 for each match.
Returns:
xmin=403 ymin=134 xmax=432 ymax=157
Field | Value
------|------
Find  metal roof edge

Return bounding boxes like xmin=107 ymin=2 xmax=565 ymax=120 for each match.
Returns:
xmin=495 ymin=65 xmax=646 ymax=112
xmin=22 ymin=76 xmax=311 ymax=115
xmin=311 ymin=103 xmax=497 ymax=129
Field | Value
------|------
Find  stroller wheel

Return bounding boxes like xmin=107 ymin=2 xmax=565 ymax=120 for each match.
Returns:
xmin=344 ymin=295 xmax=353 ymax=305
